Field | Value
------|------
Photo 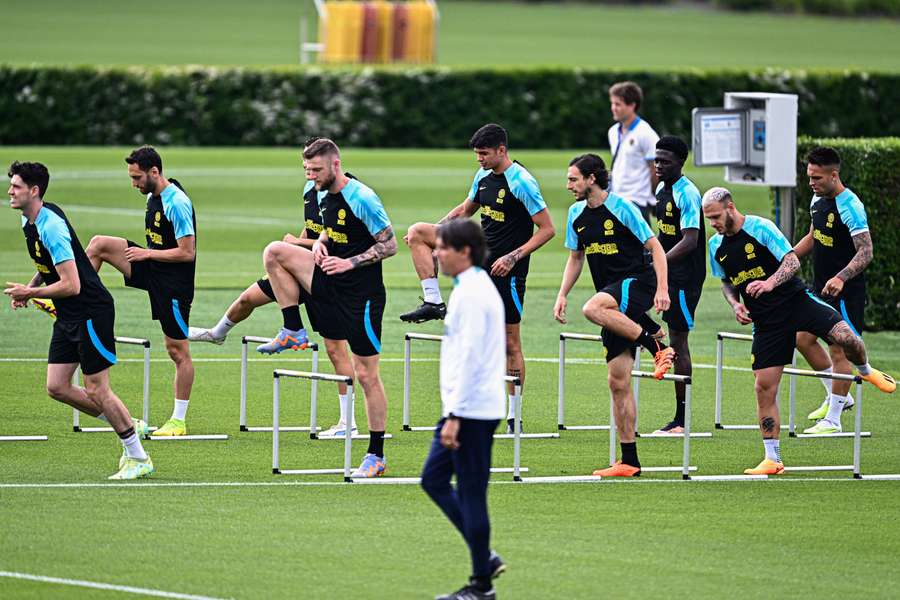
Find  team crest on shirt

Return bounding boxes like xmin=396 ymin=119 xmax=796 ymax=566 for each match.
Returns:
xmin=827 ymin=213 xmax=835 ymax=228
xmin=744 ymin=243 xmax=755 ymax=259
xmin=604 ymin=219 xmax=614 ymax=236
xmin=497 ymin=189 xmax=505 ymax=204
xmin=34 ymin=240 xmax=41 ymax=258
xmin=154 ymin=211 xmax=161 ymax=226
xmin=337 ymin=208 xmax=346 ymax=225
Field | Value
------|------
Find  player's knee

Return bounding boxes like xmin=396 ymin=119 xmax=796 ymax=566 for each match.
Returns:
xmin=85 ymin=235 xmax=105 ymax=259
xmin=355 ymin=367 xmax=380 ymax=390
xmin=165 ymin=341 xmax=190 ymax=364
xmin=406 ymin=222 xmax=429 ymax=246
xmin=262 ymin=241 xmax=285 ymax=267
xmin=607 ymin=374 xmax=630 ymax=395
xmin=754 ymin=378 xmax=777 ymax=399
xmin=236 ymin=289 xmax=256 ymax=311
xmin=46 ymin=381 xmax=69 ymax=400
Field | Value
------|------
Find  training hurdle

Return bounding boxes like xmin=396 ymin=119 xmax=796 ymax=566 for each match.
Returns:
xmin=781 ymin=368 xmax=865 ymax=476
xmin=72 ymin=336 xmax=152 ymax=433
xmin=714 ymin=331 xmax=870 ymax=438
xmin=402 ymin=332 xmax=558 ymax=440
xmin=272 ymin=369 xmax=355 ymax=480
xmin=557 ymin=332 xmax=710 ymax=438
xmin=0 ymin=436 xmax=48 ymax=442
xmin=239 ymin=336 xmax=320 ymax=436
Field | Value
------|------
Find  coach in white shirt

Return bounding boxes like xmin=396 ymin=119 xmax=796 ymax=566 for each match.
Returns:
xmin=607 ymin=81 xmax=660 ymax=225
xmin=421 ymin=219 xmax=506 ymax=600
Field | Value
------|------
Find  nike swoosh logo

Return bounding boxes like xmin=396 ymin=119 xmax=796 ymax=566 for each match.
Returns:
xmin=577 ymin=226 xmax=586 ymax=232
xmin=304 ymin=200 xmax=310 ymax=204
xmin=719 ymin=255 xmax=727 ymax=261
xmin=479 ymin=186 xmax=487 ymax=191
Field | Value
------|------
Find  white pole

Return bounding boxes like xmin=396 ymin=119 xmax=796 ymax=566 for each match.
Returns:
xmin=683 ymin=381 xmax=692 ymax=479
xmin=72 ymin=369 xmax=81 ymax=431
xmin=344 ymin=383 xmax=354 ymax=482
xmin=853 ymin=380 xmax=863 ymax=478
xmin=403 ymin=337 xmax=411 ymax=430
xmin=715 ymin=336 xmax=723 ymax=427
xmin=142 ymin=344 xmax=151 ymax=424
xmin=513 ymin=384 xmax=522 ymax=481
xmin=272 ymin=374 xmax=280 ymax=473
xmin=788 ymin=349 xmax=797 ymax=436
xmin=634 ymin=347 xmax=641 ymax=434
xmin=608 ymin=392 xmax=616 ymax=466
xmin=309 ymin=346 xmax=319 ymax=438
xmin=240 ymin=339 xmax=248 ymax=430
xmin=557 ymin=337 xmax=565 ymax=430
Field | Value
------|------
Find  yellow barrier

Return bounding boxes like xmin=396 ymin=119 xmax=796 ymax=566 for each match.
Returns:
xmin=320 ymin=1 xmax=435 ymax=64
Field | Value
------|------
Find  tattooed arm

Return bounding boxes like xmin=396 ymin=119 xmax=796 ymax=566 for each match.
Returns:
xmin=746 ymin=251 xmax=800 ymax=299
xmin=320 ymin=226 xmax=398 ymax=275
xmin=822 ymin=232 xmax=873 ymax=297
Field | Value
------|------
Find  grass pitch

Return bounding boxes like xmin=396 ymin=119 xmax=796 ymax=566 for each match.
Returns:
xmin=2 ymin=0 xmax=899 ymax=71
xmin=1 ymin=146 xmax=899 ymax=599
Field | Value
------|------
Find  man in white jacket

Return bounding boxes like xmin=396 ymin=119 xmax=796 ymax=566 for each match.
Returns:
xmin=421 ymin=219 xmax=506 ymax=600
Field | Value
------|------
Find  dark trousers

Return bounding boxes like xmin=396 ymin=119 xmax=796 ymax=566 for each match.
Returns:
xmin=421 ymin=417 xmax=499 ymax=579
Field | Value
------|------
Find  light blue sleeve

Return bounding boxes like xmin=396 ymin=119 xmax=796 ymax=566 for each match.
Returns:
xmin=161 ymin=187 xmax=195 ymax=239
xmin=675 ymin=179 xmax=701 ymax=230
xmin=745 ymin=216 xmax=792 ymax=261
xmin=303 ymin=180 xmax=315 ymax=196
xmin=468 ymin=169 xmax=490 ymax=204
xmin=837 ymin=190 xmax=869 ymax=235
xmin=506 ymin=163 xmax=547 ymax=216
xmin=708 ymin=234 xmax=725 ymax=279
xmin=608 ymin=194 xmax=653 ymax=244
xmin=345 ymin=180 xmax=391 ymax=236
xmin=38 ymin=212 xmax=75 ymax=265
xmin=564 ymin=202 xmax=586 ymax=251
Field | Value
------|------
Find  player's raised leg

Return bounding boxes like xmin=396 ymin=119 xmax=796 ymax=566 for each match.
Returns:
xmin=257 ymin=241 xmax=316 ymax=353
xmin=189 ymin=281 xmax=273 ymax=345
xmin=401 ymin=222 xmax=447 ymax=323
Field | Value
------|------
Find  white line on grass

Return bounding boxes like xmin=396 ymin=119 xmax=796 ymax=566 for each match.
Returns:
xmin=1 ymin=477 xmax=898 ymax=490
xmin=0 ymin=357 xmax=754 ymax=372
xmin=0 ymin=571 xmax=231 ymax=600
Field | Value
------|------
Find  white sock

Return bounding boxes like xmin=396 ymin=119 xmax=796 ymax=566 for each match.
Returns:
xmin=421 ymin=278 xmax=443 ymax=305
xmin=820 ymin=367 xmax=833 ymax=396
xmin=856 ymin=362 xmax=871 ymax=375
xmin=825 ymin=394 xmax=847 ymax=424
xmin=122 ymin=431 xmax=148 ymax=460
xmin=96 ymin=414 xmax=109 ymax=423
xmin=210 ymin=315 xmax=237 ymax=339
xmin=338 ymin=393 xmax=356 ymax=427
xmin=763 ymin=438 xmax=781 ymax=463
xmin=171 ymin=399 xmax=189 ymax=421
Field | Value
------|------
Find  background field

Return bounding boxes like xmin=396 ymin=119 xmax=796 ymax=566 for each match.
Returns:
xmin=2 ymin=0 xmax=899 ymax=70
xmin=2 ymin=147 xmax=899 ymax=598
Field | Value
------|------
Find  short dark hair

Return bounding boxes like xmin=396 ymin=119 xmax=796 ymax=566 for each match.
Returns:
xmin=125 ymin=146 xmax=163 ymax=173
xmin=656 ymin=135 xmax=689 ymax=162
xmin=303 ymin=138 xmax=340 ymax=160
xmin=469 ymin=123 xmax=508 ymax=150
xmin=807 ymin=146 xmax=841 ymax=170
xmin=8 ymin=161 xmax=50 ymax=198
xmin=568 ymin=153 xmax=609 ymax=189
xmin=609 ymin=81 xmax=643 ymax=110
xmin=437 ymin=219 xmax=486 ymax=268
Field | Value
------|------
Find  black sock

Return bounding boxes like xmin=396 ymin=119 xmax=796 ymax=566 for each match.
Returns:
xmin=620 ymin=441 xmax=640 ymax=468
xmin=636 ymin=329 xmax=666 ymax=354
xmin=470 ymin=576 xmax=492 ymax=591
xmin=280 ymin=306 xmax=304 ymax=331
xmin=674 ymin=398 xmax=686 ymax=425
xmin=117 ymin=426 xmax=135 ymax=440
xmin=367 ymin=430 xmax=385 ymax=458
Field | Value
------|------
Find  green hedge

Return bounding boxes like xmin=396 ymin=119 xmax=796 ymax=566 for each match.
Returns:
xmin=2 ymin=66 xmax=900 ymax=148
xmin=793 ymin=137 xmax=900 ymax=331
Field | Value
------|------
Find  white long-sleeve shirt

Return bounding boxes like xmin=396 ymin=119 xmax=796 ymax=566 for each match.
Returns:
xmin=440 ymin=266 xmax=507 ymax=420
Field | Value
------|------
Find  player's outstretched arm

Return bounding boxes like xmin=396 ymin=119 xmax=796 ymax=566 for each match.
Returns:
xmin=792 ymin=224 xmax=814 ymax=259
xmin=554 ymin=250 xmax=585 ymax=324
xmin=645 ymin=236 xmax=670 ymax=312
xmin=664 ymin=228 xmax=699 ymax=264
xmin=721 ymin=279 xmax=752 ymax=325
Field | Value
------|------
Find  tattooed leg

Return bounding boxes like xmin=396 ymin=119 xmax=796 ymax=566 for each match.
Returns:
xmin=754 ymin=366 xmax=783 ymax=439
xmin=826 ymin=321 xmax=867 ymax=366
